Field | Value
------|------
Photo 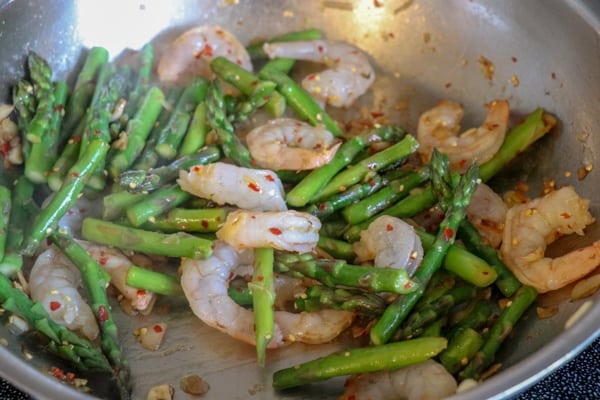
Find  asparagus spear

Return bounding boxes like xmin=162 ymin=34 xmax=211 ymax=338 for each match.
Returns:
xmin=25 ymin=51 xmax=54 ymax=144
xmin=102 ymin=190 xmax=146 ymax=220
xmin=295 ymin=285 xmax=386 ymax=317
xmin=177 ymin=102 xmax=209 ymax=156
xmin=47 ymin=120 xmax=84 ymax=191
xmin=60 ymin=46 xmax=109 ymax=142
xmin=439 ymin=327 xmax=484 ymax=374
xmin=108 ymin=86 xmax=165 ymax=178
xmin=251 ymin=247 xmax=275 ymax=366
xmin=25 ymin=81 xmax=68 ymax=183
xmin=125 ymin=184 xmax=191 ymax=227
xmin=12 ymin=79 xmax=36 ymax=158
xmin=142 ymin=207 xmax=228 ymax=233
xmin=0 ymin=185 xmax=11 ymax=261
xmin=274 ymin=253 xmax=419 ymax=295
xmin=459 ymin=285 xmax=538 ymax=379
xmin=370 ymin=151 xmax=479 ymax=345
xmin=206 ymin=79 xmax=253 ymax=167
xmin=154 ymin=77 xmax=208 ymax=160
xmin=81 ymin=217 xmax=212 ymax=259
xmin=316 ymin=235 xmax=355 ymax=261
xmin=258 ymin=67 xmax=343 ymax=137
xmin=0 ymin=274 xmax=112 ymax=372
xmin=51 ymin=232 xmax=130 ymax=398
xmin=246 ymin=28 xmax=322 ymax=59
xmin=444 ymin=301 xmax=493 ymax=345
xmin=21 ymin=139 xmax=110 ymax=256
xmin=125 ymin=265 xmax=183 ymax=296
xmin=118 ymin=145 xmax=221 ymax=193
xmin=287 ymin=125 xmax=406 ymax=207
xmin=272 ymin=337 xmax=447 ymax=389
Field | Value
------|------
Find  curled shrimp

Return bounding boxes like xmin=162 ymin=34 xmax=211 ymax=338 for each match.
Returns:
xmin=245 ymin=118 xmax=341 ymax=171
xmin=339 ymin=360 xmax=457 ymax=400
xmin=29 ymin=246 xmax=99 ymax=340
xmin=466 ymin=183 xmax=508 ymax=248
xmin=500 ymin=186 xmax=600 ymax=293
xmin=263 ymin=40 xmax=375 ymax=107
xmin=417 ymin=99 xmax=509 ymax=172
xmin=353 ymin=215 xmax=424 ymax=276
xmin=178 ymin=162 xmax=287 ymax=211
xmin=216 ymin=209 xmax=321 ymax=253
xmin=157 ymin=25 xmax=252 ymax=84
xmin=180 ymin=241 xmax=354 ymax=347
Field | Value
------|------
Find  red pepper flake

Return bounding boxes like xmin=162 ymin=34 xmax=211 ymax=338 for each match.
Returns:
xmin=551 ymin=72 xmax=557 ymax=79
xmin=269 ymin=227 xmax=282 ymax=235
xmin=318 ymin=203 xmax=327 ymax=211
xmin=386 ymin=224 xmax=394 ymax=232
xmin=256 ymin=275 xmax=264 ymax=282
xmin=98 ymin=256 xmax=108 ymax=265
xmin=1 ymin=142 xmax=10 ymax=155
xmin=97 ymin=305 xmax=109 ymax=323
xmin=137 ymin=289 xmax=147 ymax=296
xmin=370 ymin=111 xmax=384 ymax=119
xmin=307 ymin=73 xmax=317 ymax=81
xmin=49 ymin=301 xmax=62 ymax=311
xmin=445 ymin=82 xmax=452 ymax=88
xmin=71 ymin=171 xmax=80 ymax=178
xmin=404 ymin=281 xmax=413 ymax=289
xmin=511 ymin=56 xmax=518 ymax=63
xmin=71 ymin=135 xmax=81 ymax=143
xmin=153 ymin=324 xmax=163 ymax=333
xmin=265 ymin=174 xmax=275 ymax=182
xmin=373 ymin=0 xmax=383 ymax=7
xmin=53 ymin=104 xmax=64 ymax=112
xmin=236 ymin=58 xmax=242 ymax=66
xmin=247 ymin=182 xmax=260 ymax=192
xmin=65 ymin=372 xmax=75 ymax=382
xmin=192 ymin=165 xmax=202 ymax=172
xmin=204 ymin=44 xmax=213 ymax=57
xmin=369 ymin=180 xmax=376 ymax=187
xmin=201 ymin=219 xmax=209 ymax=228
xmin=443 ymin=227 xmax=454 ymax=242
xmin=482 ymin=271 xmax=489 ymax=275
xmin=51 ymin=367 xmax=65 ymax=380
xmin=560 ymin=212 xmax=571 ymax=219
xmin=317 ymin=46 xmax=324 ymax=53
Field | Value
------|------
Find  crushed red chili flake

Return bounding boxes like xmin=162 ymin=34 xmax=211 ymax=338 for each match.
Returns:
xmin=307 ymin=74 xmax=317 ymax=80
xmin=201 ymin=219 xmax=209 ymax=228
xmin=386 ymin=224 xmax=394 ymax=231
xmin=561 ymin=212 xmax=571 ymax=219
xmin=1 ymin=142 xmax=10 ymax=155
xmin=443 ymin=227 xmax=454 ymax=241
xmin=51 ymin=367 xmax=65 ymax=380
xmin=97 ymin=305 xmax=109 ymax=323
xmin=256 ymin=275 xmax=264 ymax=282
xmin=247 ymin=182 xmax=260 ymax=192
xmin=98 ymin=256 xmax=108 ymax=265
xmin=53 ymin=104 xmax=64 ymax=112
xmin=192 ymin=165 xmax=202 ymax=172
xmin=269 ymin=227 xmax=282 ymax=235
xmin=404 ymin=282 xmax=413 ymax=289
xmin=49 ymin=301 xmax=62 ymax=311
xmin=71 ymin=171 xmax=80 ymax=178
xmin=511 ymin=56 xmax=518 ymax=63
xmin=371 ymin=111 xmax=384 ymax=119
xmin=153 ymin=324 xmax=164 ymax=333
xmin=265 ymin=174 xmax=275 ymax=182
xmin=445 ymin=82 xmax=452 ymax=88
xmin=318 ymin=203 xmax=327 ymax=211
xmin=137 ymin=289 xmax=147 ymax=296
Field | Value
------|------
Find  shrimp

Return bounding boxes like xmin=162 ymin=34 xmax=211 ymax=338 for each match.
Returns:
xmin=263 ymin=40 xmax=375 ymax=107
xmin=417 ymin=99 xmax=509 ymax=172
xmin=216 ymin=209 xmax=321 ymax=253
xmin=180 ymin=241 xmax=354 ymax=347
xmin=466 ymin=183 xmax=508 ymax=248
xmin=245 ymin=118 xmax=341 ymax=171
xmin=353 ymin=215 xmax=423 ymax=276
xmin=29 ymin=246 xmax=99 ymax=340
xmin=339 ymin=360 xmax=457 ymax=400
xmin=178 ymin=162 xmax=287 ymax=211
xmin=81 ymin=242 xmax=155 ymax=313
xmin=157 ymin=25 xmax=252 ymax=84
xmin=500 ymin=186 xmax=600 ymax=293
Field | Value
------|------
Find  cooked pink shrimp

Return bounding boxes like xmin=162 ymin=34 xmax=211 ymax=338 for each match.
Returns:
xmin=29 ymin=246 xmax=99 ymax=340
xmin=178 ymin=162 xmax=287 ymax=211
xmin=157 ymin=25 xmax=252 ymax=84
xmin=417 ymin=99 xmax=509 ymax=172
xmin=263 ymin=40 xmax=375 ymax=107
xmin=180 ymin=241 xmax=354 ymax=347
xmin=339 ymin=360 xmax=457 ymax=400
xmin=245 ymin=118 xmax=341 ymax=171
xmin=353 ymin=215 xmax=423 ymax=276
xmin=216 ymin=209 xmax=321 ymax=253
xmin=466 ymin=183 xmax=508 ymax=248
xmin=500 ymin=186 xmax=600 ymax=293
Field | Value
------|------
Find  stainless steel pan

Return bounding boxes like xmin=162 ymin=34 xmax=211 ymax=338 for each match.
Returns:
xmin=0 ymin=1 xmax=599 ymax=399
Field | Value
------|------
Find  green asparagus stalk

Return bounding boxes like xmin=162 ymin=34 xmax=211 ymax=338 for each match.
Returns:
xmin=251 ymin=247 xmax=275 ymax=366
xmin=228 ymin=277 xmax=253 ymax=306
xmin=458 ymin=219 xmax=522 ymax=297
xmin=287 ymin=125 xmax=406 ymax=207
xmin=125 ymin=265 xmax=183 ymax=296
xmin=21 ymin=139 xmax=110 ymax=256
xmin=445 ymin=301 xmax=493 ymax=344
xmin=177 ymin=102 xmax=209 ymax=156
xmin=0 ymin=274 xmax=112 ymax=372
xmin=459 ymin=285 xmax=538 ymax=379
xmin=317 ymin=236 xmax=355 ymax=261
xmin=311 ymin=135 xmax=419 ymax=202
xmin=133 ymin=86 xmax=184 ymax=170
xmin=275 ymin=253 xmax=418 ymax=295
xmin=370 ymin=152 xmax=479 ymax=345
xmin=142 ymin=207 xmax=228 ymax=233
xmin=51 ymin=232 xmax=130 ymax=398
xmin=0 ymin=186 xmax=11 ymax=261
xmin=296 ymin=285 xmax=386 ymax=317
xmin=125 ymin=184 xmax=191 ymax=227
xmin=206 ymin=79 xmax=253 ymax=167
xmin=118 ymin=145 xmax=221 ymax=193
xmin=102 ymin=191 xmax=146 ymax=220
xmin=258 ymin=67 xmax=343 ymax=137
xmin=108 ymin=86 xmax=165 ymax=178
xmin=47 ymin=120 xmax=84 ymax=191
xmin=439 ymin=327 xmax=484 ymax=374
xmin=210 ymin=56 xmax=285 ymax=117
xmin=81 ymin=217 xmax=212 ymax=259
xmin=25 ymin=81 xmax=68 ymax=183
xmin=12 ymin=79 xmax=36 ymax=158
xmin=154 ymin=77 xmax=208 ymax=160
xmin=272 ymin=337 xmax=447 ymax=389
xmin=116 ymin=43 xmax=154 ymax=128
xmin=25 ymin=51 xmax=54 ymax=144
xmin=341 ymin=168 xmax=430 ymax=225
xmin=246 ymin=28 xmax=322 ymax=59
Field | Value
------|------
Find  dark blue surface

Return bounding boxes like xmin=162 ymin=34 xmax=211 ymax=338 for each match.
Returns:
xmin=2 ymin=337 xmax=599 ymax=399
